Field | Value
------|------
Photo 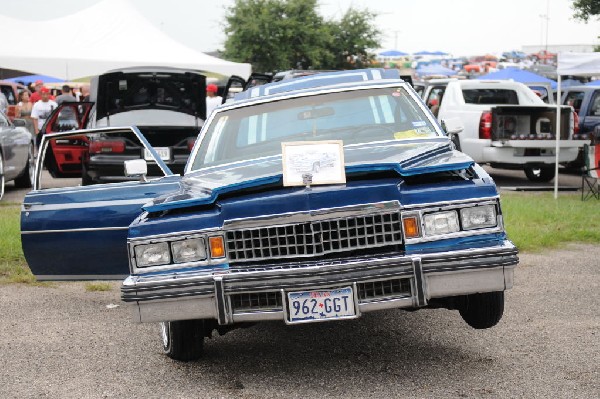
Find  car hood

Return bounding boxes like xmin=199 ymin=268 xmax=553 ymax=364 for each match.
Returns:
xmin=93 ymin=70 xmax=206 ymax=121
xmin=143 ymin=138 xmax=474 ymax=213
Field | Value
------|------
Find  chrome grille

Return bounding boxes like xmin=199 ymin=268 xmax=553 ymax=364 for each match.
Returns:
xmin=225 ymin=212 xmax=403 ymax=263
xmin=231 ymin=292 xmax=282 ymax=312
xmin=357 ymin=279 xmax=411 ymax=301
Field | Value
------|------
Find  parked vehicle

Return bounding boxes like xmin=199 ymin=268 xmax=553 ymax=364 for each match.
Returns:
xmin=422 ymin=79 xmax=580 ymax=182
xmin=40 ymin=67 xmax=206 ymax=184
xmin=560 ymin=85 xmax=600 ymax=168
xmin=22 ymin=69 xmax=519 ymax=362
xmin=0 ymin=111 xmax=34 ymax=200
xmin=0 ymin=80 xmax=30 ymax=121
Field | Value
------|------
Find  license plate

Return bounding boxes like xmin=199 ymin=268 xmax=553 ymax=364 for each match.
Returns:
xmin=144 ymin=147 xmax=171 ymax=161
xmin=287 ymin=286 xmax=355 ymax=323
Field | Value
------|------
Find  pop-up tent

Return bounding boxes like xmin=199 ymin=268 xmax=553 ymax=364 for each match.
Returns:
xmin=477 ymin=67 xmax=557 ymax=89
xmin=0 ymin=0 xmax=251 ymax=80
xmin=554 ymin=52 xmax=600 ymax=197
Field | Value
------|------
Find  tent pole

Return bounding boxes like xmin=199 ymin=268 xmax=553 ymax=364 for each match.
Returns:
xmin=554 ymin=75 xmax=561 ymax=199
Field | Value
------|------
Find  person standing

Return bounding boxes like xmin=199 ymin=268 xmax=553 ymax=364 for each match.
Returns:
xmin=31 ymin=87 xmax=57 ymax=147
xmin=29 ymin=80 xmax=44 ymax=104
xmin=205 ymin=83 xmax=222 ymax=118
xmin=55 ymin=85 xmax=77 ymax=105
xmin=16 ymin=91 xmax=35 ymax=135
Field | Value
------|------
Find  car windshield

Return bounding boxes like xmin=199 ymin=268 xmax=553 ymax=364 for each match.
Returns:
xmin=191 ymin=86 xmax=439 ymax=169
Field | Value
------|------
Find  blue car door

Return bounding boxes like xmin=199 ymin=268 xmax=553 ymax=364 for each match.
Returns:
xmin=21 ymin=127 xmax=182 ymax=280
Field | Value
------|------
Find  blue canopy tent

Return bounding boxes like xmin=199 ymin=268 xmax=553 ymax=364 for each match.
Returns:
xmin=585 ymin=80 xmax=600 ymax=86
xmin=416 ymin=64 xmax=455 ymax=76
xmin=5 ymin=74 xmax=64 ymax=85
xmin=477 ymin=68 xmax=557 ymax=89
xmin=378 ymin=50 xmax=408 ymax=57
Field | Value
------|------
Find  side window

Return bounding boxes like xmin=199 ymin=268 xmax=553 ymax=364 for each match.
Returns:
xmin=38 ymin=129 xmax=168 ymax=189
xmin=588 ymin=93 xmax=600 ymax=116
xmin=563 ymin=91 xmax=584 ymax=114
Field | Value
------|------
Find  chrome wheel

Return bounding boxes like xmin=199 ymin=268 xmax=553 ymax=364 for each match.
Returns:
xmin=160 ymin=322 xmax=169 ymax=349
xmin=14 ymin=144 xmax=35 ymax=189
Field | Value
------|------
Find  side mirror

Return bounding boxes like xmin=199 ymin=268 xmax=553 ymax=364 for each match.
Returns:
xmin=12 ymin=118 xmax=27 ymax=127
xmin=124 ymin=159 xmax=148 ymax=182
xmin=441 ymin=117 xmax=464 ymax=135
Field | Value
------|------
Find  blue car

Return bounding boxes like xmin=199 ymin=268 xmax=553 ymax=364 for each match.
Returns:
xmin=21 ymin=69 xmax=518 ymax=361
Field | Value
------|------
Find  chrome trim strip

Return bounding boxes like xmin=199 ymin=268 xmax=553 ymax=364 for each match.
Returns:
xmin=36 ymin=274 xmax=127 ymax=281
xmin=22 ymin=226 xmax=128 ymax=235
xmin=411 ymin=257 xmax=427 ymax=307
xmin=223 ymin=201 xmax=401 ymax=229
xmin=400 ymin=196 xmax=499 ymax=211
xmin=21 ymin=198 xmax=149 ymax=212
xmin=214 ymin=276 xmax=229 ymax=325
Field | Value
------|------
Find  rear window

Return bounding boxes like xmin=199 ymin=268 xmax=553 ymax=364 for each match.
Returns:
xmin=463 ymin=89 xmax=519 ymax=105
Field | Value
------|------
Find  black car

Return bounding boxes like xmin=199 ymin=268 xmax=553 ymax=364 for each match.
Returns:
xmin=41 ymin=67 xmax=206 ymax=184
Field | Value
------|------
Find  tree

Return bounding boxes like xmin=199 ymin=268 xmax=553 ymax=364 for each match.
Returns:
xmin=222 ymin=0 xmax=380 ymax=72
xmin=572 ymin=0 xmax=600 ymax=22
xmin=326 ymin=8 xmax=381 ymax=70
xmin=223 ymin=0 xmax=332 ymax=72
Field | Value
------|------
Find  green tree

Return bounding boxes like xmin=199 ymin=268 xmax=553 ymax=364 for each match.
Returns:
xmin=326 ymin=8 xmax=381 ymax=69
xmin=222 ymin=0 xmax=380 ymax=72
xmin=572 ymin=0 xmax=600 ymax=22
xmin=223 ymin=0 xmax=332 ymax=72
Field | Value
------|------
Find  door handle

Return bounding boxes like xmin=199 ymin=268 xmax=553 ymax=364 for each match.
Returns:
xmin=23 ymin=202 xmax=43 ymax=210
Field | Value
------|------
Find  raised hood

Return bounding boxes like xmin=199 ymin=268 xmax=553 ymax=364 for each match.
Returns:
xmin=94 ymin=69 xmax=206 ymax=121
xmin=143 ymin=139 xmax=474 ymax=213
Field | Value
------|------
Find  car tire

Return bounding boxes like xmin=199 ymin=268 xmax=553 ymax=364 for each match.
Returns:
xmin=13 ymin=144 xmax=35 ymax=189
xmin=160 ymin=320 xmax=205 ymax=361
xmin=0 ymin=153 xmax=5 ymax=200
xmin=524 ymin=165 xmax=555 ymax=182
xmin=459 ymin=291 xmax=504 ymax=329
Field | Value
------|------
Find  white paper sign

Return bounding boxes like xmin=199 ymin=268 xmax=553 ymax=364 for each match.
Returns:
xmin=281 ymin=140 xmax=346 ymax=187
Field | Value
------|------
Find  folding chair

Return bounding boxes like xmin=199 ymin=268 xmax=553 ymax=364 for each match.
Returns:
xmin=581 ymin=143 xmax=600 ymax=200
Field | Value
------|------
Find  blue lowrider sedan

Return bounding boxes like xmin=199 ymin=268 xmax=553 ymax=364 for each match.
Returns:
xmin=22 ymin=69 xmax=518 ymax=361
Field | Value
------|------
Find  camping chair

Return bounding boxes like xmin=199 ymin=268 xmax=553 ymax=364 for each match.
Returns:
xmin=581 ymin=143 xmax=600 ymax=200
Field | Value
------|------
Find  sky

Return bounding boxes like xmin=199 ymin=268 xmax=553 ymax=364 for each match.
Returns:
xmin=1 ymin=0 xmax=599 ymax=57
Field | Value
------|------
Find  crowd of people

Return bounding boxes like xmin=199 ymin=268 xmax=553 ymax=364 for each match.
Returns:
xmin=4 ymin=79 xmax=91 ymax=142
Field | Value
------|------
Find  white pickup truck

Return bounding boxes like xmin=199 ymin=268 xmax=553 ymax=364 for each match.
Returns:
xmin=423 ymin=79 xmax=580 ymax=182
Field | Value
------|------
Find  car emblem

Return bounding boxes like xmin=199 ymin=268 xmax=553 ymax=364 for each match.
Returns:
xmin=302 ymin=173 xmax=313 ymax=189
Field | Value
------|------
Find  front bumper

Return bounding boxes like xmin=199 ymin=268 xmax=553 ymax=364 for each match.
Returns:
xmin=121 ymin=241 xmax=518 ymax=324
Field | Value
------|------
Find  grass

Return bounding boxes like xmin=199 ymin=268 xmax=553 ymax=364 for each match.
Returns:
xmin=500 ymin=192 xmax=600 ymax=252
xmin=85 ymin=282 xmax=112 ymax=292
xmin=0 ymin=193 xmax=598 ymax=284
xmin=0 ymin=204 xmax=37 ymax=284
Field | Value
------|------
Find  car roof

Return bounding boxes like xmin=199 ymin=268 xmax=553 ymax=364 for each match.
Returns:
xmin=233 ymin=68 xmax=404 ymax=102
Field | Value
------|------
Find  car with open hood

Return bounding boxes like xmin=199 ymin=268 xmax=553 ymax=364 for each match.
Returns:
xmin=21 ymin=69 xmax=518 ymax=361
xmin=39 ymin=66 xmax=205 ymax=184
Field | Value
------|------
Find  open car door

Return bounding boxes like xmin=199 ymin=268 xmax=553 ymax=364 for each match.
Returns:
xmin=221 ymin=73 xmax=273 ymax=103
xmin=21 ymin=127 xmax=182 ymax=280
xmin=40 ymin=101 xmax=94 ymax=177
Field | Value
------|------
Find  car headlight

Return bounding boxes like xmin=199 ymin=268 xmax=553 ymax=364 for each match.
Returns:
xmin=423 ymin=211 xmax=460 ymax=236
xmin=135 ymin=242 xmax=171 ymax=267
xmin=171 ymin=238 xmax=207 ymax=263
xmin=460 ymin=205 xmax=497 ymax=230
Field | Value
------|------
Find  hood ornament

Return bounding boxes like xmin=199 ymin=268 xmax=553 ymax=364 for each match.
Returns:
xmin=302 ymin=173 xmax=313 ymax=189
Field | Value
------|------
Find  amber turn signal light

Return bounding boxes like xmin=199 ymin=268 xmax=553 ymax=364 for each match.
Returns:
xmin=402 ymin=216 xmax=420 ymax=239
xmin=209 ymin=236 xmax=225 ymax=258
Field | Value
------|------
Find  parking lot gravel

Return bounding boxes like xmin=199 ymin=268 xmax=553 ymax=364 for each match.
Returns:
xmin=0 ymin=243 xmax=598 ymax=398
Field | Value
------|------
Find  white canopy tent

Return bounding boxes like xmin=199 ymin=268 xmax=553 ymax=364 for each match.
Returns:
xmin=554 ymin=52 xmax=600 ymax=198
xmin=0 ymin=0 xmax=251 ymax=80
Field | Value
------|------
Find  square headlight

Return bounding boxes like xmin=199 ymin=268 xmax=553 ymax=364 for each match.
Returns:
xmin=134 ymin=242 xmax=171 ymax=268
xmin=171 ymin=238 xmax=207 ymax=263
xmin=460 ymin=205 xmax=497 ymax=230
xmin=423 ymin=211 xmax=460 ymax=236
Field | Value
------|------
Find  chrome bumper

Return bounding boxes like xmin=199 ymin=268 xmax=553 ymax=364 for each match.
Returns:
xmin=121 ymin=241 xmax=518 ymax=324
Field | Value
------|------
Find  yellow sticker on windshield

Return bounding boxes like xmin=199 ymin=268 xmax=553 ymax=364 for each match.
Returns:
xmin=394 ymin=130 xmax=426 ymax=139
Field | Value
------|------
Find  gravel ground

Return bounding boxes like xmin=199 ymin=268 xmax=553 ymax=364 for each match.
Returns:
xmin=0 ymin=244 xmax=598 ymax=399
